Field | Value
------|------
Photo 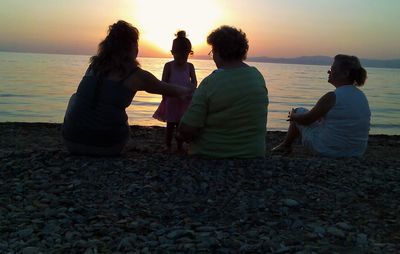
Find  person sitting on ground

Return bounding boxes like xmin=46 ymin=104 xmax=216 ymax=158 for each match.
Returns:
xmin=272 ymin=54 xmax=371 ymax=157
xmin=62 ymin=20 xmax=191 ymax=156
xmin=177 ymin=25 xmax=269 ymax=158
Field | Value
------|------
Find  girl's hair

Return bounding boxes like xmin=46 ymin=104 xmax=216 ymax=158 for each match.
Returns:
xmin=335 ymin=54 xmax=367 ymax=86
xmin=207 ymin=25 xmax=248 ymax=61
xmin=90 ymin=20 xmax=139 ymax=77
xmin=172 ymin=30 xmax=193 ymax=55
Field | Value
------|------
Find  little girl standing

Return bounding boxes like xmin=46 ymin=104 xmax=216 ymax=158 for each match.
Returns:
xmin=153 ymin=31 xmax=197 ymax=152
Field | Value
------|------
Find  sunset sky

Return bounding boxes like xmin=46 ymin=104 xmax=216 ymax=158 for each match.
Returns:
xmin=1 ymin=0 xmax=399 ymax=59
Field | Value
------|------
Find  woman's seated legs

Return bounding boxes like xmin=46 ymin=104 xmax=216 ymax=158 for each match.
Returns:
xmin=271 ymin=107 xmax=309 ymax=154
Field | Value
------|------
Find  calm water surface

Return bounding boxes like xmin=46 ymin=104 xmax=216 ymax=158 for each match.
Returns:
xmin=0 ymin=51 xmax=399 ymax=134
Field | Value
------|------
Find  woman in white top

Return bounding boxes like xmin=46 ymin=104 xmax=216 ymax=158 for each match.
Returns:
xmin=272 ymin=54 xmax=371 ymax=158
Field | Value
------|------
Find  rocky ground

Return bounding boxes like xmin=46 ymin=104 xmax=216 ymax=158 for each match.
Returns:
xmin=0 ymin=123 xmax=399 ymax=253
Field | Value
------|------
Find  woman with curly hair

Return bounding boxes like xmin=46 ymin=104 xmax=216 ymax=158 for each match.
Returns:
xmin=272 ymin=54 xmax=371 ymax=157
xmin=178 ymin=26 xmax=269 ymax=158
xmin=62 ymin=20 xmax=191 ymax=156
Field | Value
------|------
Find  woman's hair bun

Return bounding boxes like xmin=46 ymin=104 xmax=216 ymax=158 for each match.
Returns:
xmin=176 ymin=30 xmax=186 ymax=38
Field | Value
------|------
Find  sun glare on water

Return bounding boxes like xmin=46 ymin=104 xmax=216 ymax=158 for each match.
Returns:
xmin=133 ymin=0 xmax=223 ymax=53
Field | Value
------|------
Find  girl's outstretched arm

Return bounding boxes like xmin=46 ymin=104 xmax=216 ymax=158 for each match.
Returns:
xmin=290 ymin=92 xmax=336 ymax=125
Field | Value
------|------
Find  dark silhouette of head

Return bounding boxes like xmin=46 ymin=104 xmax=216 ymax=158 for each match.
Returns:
xmin=171 ymin=30 xmax=193 ymax=56
xmin=170 ymin=31 xmax=193 ymax=65
xmin=334 ymin=54 xmax=367 ymax=86
xmin=207 ymin=26 xmax=248 ymax=61
xmin=90 ymin=20 xmax=139 ymax=77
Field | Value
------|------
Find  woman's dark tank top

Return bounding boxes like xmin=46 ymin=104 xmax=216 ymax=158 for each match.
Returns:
xmin=62 ymin=68 xmax=138 ymax=146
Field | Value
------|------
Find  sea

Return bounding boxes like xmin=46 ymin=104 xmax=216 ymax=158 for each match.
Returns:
xmin=0 ymin=51 xmax=399 ymax=135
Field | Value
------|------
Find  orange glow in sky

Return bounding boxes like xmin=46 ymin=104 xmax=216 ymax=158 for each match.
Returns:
xmin=0 ymin=0 xmax=399 ymax=59
xmin=133 ymin=0 xmax=223 ymax=56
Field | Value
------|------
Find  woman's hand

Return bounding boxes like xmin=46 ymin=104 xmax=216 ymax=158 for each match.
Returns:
xmin=186 ymin=82 xmax=196 ymax=94
xmin=178 ymin=86 xmax=194 ymax=100
xmin=288 ymin=92 xmax=336 ymax=126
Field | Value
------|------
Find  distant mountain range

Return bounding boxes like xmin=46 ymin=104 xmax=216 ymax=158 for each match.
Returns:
xmin=246 ymin=56 xmax=400 ymax=69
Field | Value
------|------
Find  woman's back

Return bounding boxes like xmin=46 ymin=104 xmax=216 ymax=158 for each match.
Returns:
xmin=317 ymin=85 xmax=371 ymax=157
xmin=182 ymin=66 xmax=268 ymax=158
xmin=62 ymin=70 xmax=136 ymax=147
xmin=65 ymin=71 xmax=134 ymax=126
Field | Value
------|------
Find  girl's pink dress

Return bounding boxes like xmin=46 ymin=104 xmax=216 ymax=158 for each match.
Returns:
xmin=153 ymin=63 xmax=192 ymax=123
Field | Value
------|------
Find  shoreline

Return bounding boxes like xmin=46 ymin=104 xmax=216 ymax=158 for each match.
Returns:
xmin=1 ymin=122 xmax=399 ymax=253
xmin=1 ymin=122 xmax=399 ymax=159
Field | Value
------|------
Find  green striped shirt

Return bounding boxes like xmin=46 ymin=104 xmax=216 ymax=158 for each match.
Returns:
xmin=181 ymin=66 xmax=269 ymax=158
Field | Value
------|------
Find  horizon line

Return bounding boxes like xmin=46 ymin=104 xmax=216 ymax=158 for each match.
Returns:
xmin=1 ymin=49 xmax=400 ymax=61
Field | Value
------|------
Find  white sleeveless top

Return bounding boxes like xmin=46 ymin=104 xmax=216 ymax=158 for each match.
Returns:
xmin=307 ymin=85 xmax=371 ymax=157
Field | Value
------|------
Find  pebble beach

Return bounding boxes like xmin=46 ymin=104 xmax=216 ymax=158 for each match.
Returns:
xmin=1 ymin=122 xmax=399 ymax=253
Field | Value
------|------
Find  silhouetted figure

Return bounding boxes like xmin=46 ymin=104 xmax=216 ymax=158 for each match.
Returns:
xmin=153 ymin=30 xmax=197 ymax=153
xmin=62 ymin=20 xmax=191 ymax=156
xmin=178 ymin=26 xmax=269 ymax=158
xmin=272 ymin=54 xmax=371 ymax=157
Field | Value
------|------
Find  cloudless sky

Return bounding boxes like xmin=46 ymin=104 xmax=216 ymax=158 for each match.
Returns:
xmin=1 ymin=0 xmax=399 ymax=59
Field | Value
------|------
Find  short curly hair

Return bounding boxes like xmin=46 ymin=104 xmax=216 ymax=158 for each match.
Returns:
xmin=207 ymin=26 xmax=248 ymax=61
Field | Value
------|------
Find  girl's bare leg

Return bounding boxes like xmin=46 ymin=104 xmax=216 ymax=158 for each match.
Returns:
xmin=166 ymin=122 xmax=175 ymax=151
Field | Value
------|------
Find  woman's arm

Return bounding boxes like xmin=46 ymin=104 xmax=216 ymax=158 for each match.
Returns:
xmin=290 ymin=92 xmax=336 ymax=125
xmin=130 ymin=69 xmax=190 ymax=97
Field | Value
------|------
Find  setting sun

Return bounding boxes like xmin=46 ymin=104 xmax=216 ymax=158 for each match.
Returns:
xmin=133 ymin=0 xmax=223 ymax=54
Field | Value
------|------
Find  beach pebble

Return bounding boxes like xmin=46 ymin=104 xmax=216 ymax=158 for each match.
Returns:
xmin=167 ymin=229 xmax=195 ymax=240
xmin=307 ymin=224 xmax=325 ymax=234
xmin=240 ymin=243 xmax=260 ymax=253
xmin=327 ymin=227 xmax=345 ymax=238
xmin=83 ymin=247 xmax=97 ymax=254
xmin=336 ymin=222 xmax=352 ymax=230
xmin=22 ymin=247 xmax=40 ymax=254
xmin=356 ymin=233 xmax=368 ymax=246
xmin=275 ymin=245 xmax=291 ymax=254
xmin=282 ymin=199 xmax=300 ymax=207
xmin=195 ymin=226 xmax=216 ymax=232
xmin=17 ymin=228 xmax=34 ymax=238
xmin=117 ymin=237 xmax=135 ymax=251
